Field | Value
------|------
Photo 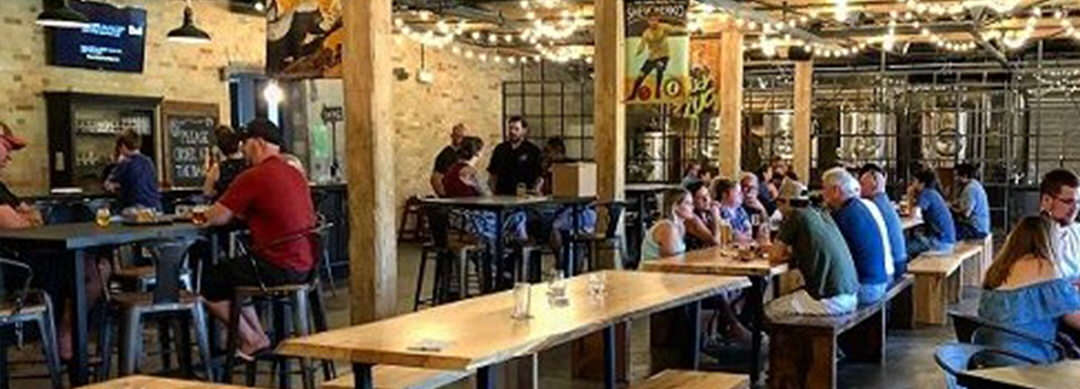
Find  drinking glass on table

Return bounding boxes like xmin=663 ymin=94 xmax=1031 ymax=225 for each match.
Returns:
xmin=95 ymin=207 xmax=111 ymax=228
xmin=511 ymin=282 xmax=532 ymax=320
xmin=547 ymin=269 xmax=566 ymax=297
xmin=191 ymin=205 xmax=209 ymax=225
xmin=588 ymin=272 xmax=606 ymax=296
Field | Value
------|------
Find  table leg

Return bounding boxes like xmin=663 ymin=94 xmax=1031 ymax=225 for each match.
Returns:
xmin=685 ymin=300 xmax=701 ymax=370
xmin=0 ymin=325 xmax=8 ymax=389
xmin=567 ymin=204 xmax=581 ymax=277
xmin=492 ymin=210 xmax=505 ymax=292
xmin=603 ymin=325 xmax=616 ymax=389
xmin=69 ymin=249 xmax=89 ymax=386
xmin=749 ymin=276 xmax=767 ymax=386
xmin=637 ymin=194 xmax=646 ymax=259
xmin=476 ymin=365 xmax=496 ymax=389
xmin=352 ymin=363 xmax=373 ymax=389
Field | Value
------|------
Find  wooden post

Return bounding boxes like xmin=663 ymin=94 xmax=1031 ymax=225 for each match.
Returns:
xmin=793 ymin=61 xmax=813 ymax=181
xmin=718 ymin=26 xmax=743 ymax=178
xmin=343 ymin=0 xmax=397 ymax=324
xmin=572 ymin=0 xmax=633 ymax=384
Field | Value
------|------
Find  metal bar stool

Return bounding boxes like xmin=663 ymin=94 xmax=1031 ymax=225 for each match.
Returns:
xmin=100 ymin=237 xmax=213 ymax=380
xmin=220 ymin=224 xmax=336 ymax=389
xmin=0 ymin=257 xmax=62 ymax=389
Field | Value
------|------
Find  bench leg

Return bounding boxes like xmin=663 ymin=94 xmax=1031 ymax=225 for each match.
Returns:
xmin=888 ymin=283 xmax=916 ymax=330
xmin=915 ymin=274 xmax=947 ymax=325
xmin=768 ymin=329 xmax=834 ymax=389
xmin=961 ymin=255 xmax=981 ymax=288
xmin=946 ymin=270 xmax=962 ymax=304
xmin=840 ymin=309 xmax=885 ymax=364
xmin=684 ymin=300 xmax=701 ymax=370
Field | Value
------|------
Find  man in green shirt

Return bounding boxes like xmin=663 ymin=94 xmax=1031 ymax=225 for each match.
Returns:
xmin=766 ymin=178 xmax=861 ymax=316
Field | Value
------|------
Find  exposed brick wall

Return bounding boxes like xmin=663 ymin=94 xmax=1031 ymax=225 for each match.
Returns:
xmin=0 ymin=0 xmax=265 ymax=195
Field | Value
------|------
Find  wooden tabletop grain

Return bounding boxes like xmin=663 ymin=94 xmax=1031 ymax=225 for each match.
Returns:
xmin=277 ymin=270 xmax=750 ymax=370
xmin=956 ymin=360 xmax=1080 ymax=389
xmin=625 ymin=183 xmax=683 ymax=193
xmin=632 ymin=369 xmax=750 ymax=389
xmin=639 ymin=246 xmax=789 ymax=278
xmin=79 ymin=375 xmax=249 ymax=389
xmin=900 ymin=215 xmax=923 ymax=230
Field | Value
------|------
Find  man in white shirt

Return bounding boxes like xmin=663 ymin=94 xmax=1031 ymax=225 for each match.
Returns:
xmin=1039 ymin=169 xmax=1080 ymax=279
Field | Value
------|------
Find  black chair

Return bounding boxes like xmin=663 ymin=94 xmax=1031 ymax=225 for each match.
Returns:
xmin=0 ymin=257 xmax=62 ymax=389
xmin=99 ymin=237 xmax=213 ymax=379
xmin=947 ymin=310 xmax=1073 ymax=359
xmin=220 ymin=224 xmax=336 ymax=389
xmin=934 ymin=342 xmax=1038 ymax=389
xmin=568 ymin=201 xmax=628 ymax=273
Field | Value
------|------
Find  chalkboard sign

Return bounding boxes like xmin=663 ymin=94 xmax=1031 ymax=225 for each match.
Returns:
xmin=162 ymin=102 xmax=218 ymax=188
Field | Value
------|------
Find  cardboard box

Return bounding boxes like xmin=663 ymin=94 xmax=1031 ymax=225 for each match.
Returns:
xmin=552 ymin=162 xmax=597 ymax=197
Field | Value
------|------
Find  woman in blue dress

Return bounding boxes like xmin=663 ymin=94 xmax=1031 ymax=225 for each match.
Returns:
xmin=975 ymin=216 xmax=1080 ymax=366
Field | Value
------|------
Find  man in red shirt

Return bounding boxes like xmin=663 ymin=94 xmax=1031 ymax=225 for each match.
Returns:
xmin=199 ymin=118 xmax=316 ymax=358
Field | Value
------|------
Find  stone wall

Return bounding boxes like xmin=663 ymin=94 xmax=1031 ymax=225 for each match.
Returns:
xmin=0 ymin=0 xmax=265 ymax=195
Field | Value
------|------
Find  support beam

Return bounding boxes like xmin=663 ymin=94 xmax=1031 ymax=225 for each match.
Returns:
xmin=719 ymin=25 xmax=744 ymax=178
xmin=344 ymin=0 xmax=398 ymax=324
xmin=793 ymin=61 xmax=813 ymax=181
xmin=593 ymin=0 xmax=626 ymax=232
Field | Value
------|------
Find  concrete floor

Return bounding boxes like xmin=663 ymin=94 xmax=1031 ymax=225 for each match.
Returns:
xmin=9 ymin=243 xmax=960 ymax=388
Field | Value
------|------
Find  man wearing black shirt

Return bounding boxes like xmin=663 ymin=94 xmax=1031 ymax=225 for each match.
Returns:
xmin=430 ymin=123 xmax=467 ymax=197
xmin=488 ymin=116 xmax=543 ymax=195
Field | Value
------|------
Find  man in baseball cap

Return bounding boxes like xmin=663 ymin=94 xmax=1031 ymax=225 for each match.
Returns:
xmin=0 ymin=121 xmax=39 ymax=228
xmin=766 ymin=178 xmax=861 ymax=317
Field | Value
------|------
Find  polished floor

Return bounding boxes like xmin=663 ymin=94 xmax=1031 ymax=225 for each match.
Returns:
xmin=10 ymin=243 xmax=961 ymax=388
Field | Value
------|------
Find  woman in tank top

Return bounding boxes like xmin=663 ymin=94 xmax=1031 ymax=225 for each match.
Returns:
xmin=640 ymin=188 xmax=694 ymax=262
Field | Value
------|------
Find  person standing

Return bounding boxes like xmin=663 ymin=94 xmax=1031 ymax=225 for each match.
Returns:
xmin=430 ymin=123 xmax=467 ymax=197
xmin=203 ymin=126 xmax=249 ymax=200
xmin=906 ymin=169 xmax=957 ymax=257
xmin=1038 ymin=169 xmax=1080 ymax=279
xmin=859 ymin=163 xmax=908 ymax=275
xmin=953 ymin=163 xmax=991 ymax=240
xmin=488 ymin=117 xmax=543 ymax=195
xmin=197 ymin=118 xmax=317 ymax=358
xmin=767 ymin=178 xmax=860 ymax=317
xmin=105 ymin=130 xmax=161 ymax=210
xmin=821 ymin=167 xmax=894 ymax=304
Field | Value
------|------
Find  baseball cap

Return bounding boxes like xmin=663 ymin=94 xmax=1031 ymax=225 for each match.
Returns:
xmin=0 ymin=122 xmax=27 ymax=151
xmin=239 ymin=118 xmax=283 ymax=146
xmin=777 ymin=178 xmax=809 ymax=201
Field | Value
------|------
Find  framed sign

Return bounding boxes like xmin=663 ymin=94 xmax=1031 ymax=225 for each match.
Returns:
xmin=161 ymin=102 xmax=218 ymax=188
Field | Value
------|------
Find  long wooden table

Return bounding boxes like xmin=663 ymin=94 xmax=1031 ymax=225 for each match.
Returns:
xmin=956 ymin=360 xmax=1080 ymax=389
xmin=639 ymin=246 xmax=789 ymax=386
xmin=0 ymin=222 xmax=205 ymax=386
xmin=79 ymin=375 xmax=248 ymax=388
xmin=900 ymin=215 xmax=923 ymax=230
xmin=277 ymin=270 xmax=750 ymax=389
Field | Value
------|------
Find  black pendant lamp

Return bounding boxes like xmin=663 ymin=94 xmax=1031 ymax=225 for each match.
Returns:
xmin=36 ymin=0 xmax=90 ymax=29
xmin=167 ymin=0 xmax=211 ymax=44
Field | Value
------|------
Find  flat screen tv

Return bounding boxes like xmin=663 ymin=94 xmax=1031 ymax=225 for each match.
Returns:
xmin=48 ymin=1 xmax=147 ymax=73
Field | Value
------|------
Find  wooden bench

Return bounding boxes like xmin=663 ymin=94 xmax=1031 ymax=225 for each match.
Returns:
xmin=960 ymin=234 xmax=994 ymax=287
xmin=766 ymin=274 xmax=914 ymax=389
xmin=323 ymin=366 xmax=469 ymax=389
xmin=632 ymin=369 xmax=749 ymax=389
xmin=908 ymin=241 xmax=983 ymax=325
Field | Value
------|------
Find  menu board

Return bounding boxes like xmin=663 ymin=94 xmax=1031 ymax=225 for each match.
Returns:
xmin=162 ymin=102 xmax=218 ymax=188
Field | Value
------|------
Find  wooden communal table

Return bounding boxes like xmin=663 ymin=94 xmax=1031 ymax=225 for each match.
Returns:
xmin=956 ymin=360 xmax=1080 ymax=389
xmin=0 ymin=222 xmax=204 ymax=386
xmin=639 ymin=246 xmax=789 ymax=385
xmin=624 ymin=183 xmax=683 ymax=260
xmin=277 ymin=270 xmax=750 ymax=389
xmin=420 ymin=195 xmax=594 ymax=290
xmin=900 ymin=215 xmax=923 ymax=230
xmin=79 ymin=375 xmax=248 ymax=388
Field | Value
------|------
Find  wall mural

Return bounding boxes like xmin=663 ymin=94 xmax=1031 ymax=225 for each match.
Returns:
xmin=266 ymin=0 xmax=343 ymax=79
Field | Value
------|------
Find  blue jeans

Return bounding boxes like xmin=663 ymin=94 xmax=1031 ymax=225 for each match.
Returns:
xmin=858 ymin=282 xmax=887 ymax=305
xmin=955 ymin=221 xmax=989 ymax=240
xmin=907 ymin=232 xmax=954 ymax=258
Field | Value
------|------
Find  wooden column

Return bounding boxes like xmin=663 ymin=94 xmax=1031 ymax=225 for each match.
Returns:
xmin=594 ymin=0 xmax=626 ymax=269
xmin=718 ymin=26 xmax=743 ymax=178
xmin=793 ymin=61 xmax=813 ymax=181
xmin=343 ymin=0 xmax=397 ymax=324
xmin=572 ymin=0 xmax=634 ymax=385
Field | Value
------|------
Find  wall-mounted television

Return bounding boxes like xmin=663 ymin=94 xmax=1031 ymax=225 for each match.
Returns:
xmin=48 ymin=1 xmax=147 ymax=73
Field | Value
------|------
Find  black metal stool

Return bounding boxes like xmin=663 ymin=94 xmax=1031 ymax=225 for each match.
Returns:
xmin=0 ymin=257 xmax=62 ymax=389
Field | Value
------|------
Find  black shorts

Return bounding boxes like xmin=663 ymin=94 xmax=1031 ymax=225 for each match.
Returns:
xmin=200 ymin=257 xmax=309 ymax=302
